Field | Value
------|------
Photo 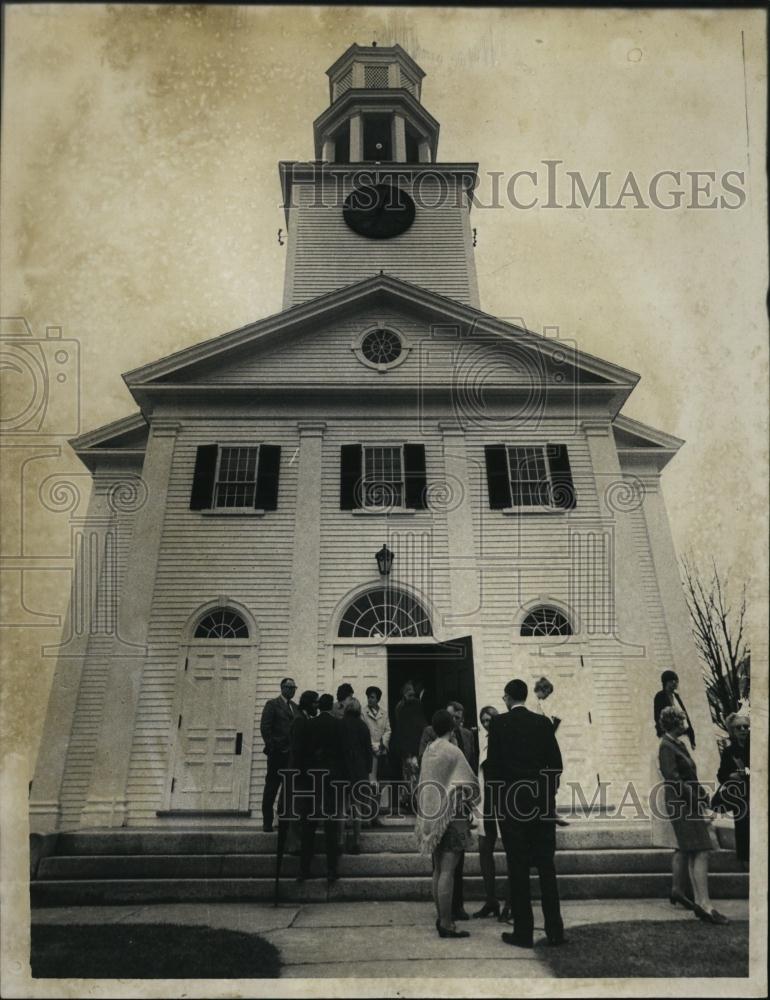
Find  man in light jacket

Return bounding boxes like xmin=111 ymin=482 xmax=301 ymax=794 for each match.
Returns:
xmin=259 ymin=677 xmax=300 ymax=832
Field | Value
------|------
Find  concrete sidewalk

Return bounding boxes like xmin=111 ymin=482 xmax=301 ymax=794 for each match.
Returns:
xmin=32 ymin=898 xmax=750 ymax=979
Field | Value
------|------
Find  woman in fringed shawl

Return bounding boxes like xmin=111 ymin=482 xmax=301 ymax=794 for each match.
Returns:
xmin=414 ymin=709 xmax=480 ymax=938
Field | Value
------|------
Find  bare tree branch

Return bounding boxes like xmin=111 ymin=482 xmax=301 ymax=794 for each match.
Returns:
xmin=680 ymin=555 xmax=750 ymax=739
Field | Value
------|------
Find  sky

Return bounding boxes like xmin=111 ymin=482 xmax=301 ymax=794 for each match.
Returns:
xmin=1 ymin=5 xmax=767 ymax=773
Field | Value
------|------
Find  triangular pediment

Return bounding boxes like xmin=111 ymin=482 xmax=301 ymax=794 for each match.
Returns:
xmin=613 ymin=415 xmax=683 ymax=452
xmin=69 ymin=412 xmax=148 ymax=470
xmin=612 ymin=414 xmax=683 ymax=472
xmin=124 ymin=275 xmax=639 ymax=398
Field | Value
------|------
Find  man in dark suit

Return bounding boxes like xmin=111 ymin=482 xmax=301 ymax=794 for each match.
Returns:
xmin=260 ymin=677 xmax=300 ymax=832
xmin=486 ymin=678 xmax=566 ymax=948
xmin=298 ymin=693 xmax=348 ymax=882
xmin=654 ymin=670 xmax=696 ymax=749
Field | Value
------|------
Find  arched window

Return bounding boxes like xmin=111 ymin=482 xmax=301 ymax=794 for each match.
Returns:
xmin=338 ymin=588 xmax=432 ymax=639
xmin=194 ymin=608 xmax=250 ymax=639
xmin=520 ymin=606 xmax=573 ymax=637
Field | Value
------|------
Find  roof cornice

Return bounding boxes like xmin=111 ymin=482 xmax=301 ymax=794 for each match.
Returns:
xmin=325 ymin=44 xmax=426 ymax=83
xmin=68 ymin=411 xmax=148 ymax=451
xmin=129 ymin=382 xmax=628 ymax=422
xmin=613 ymin=413 xmax=684 ymax=451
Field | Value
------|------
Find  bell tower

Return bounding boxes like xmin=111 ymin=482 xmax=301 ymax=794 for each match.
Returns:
xmin=280 ymin=43 xmax=480 ymax=308
xmin=318 ymin=42 xmax=435 ymax=164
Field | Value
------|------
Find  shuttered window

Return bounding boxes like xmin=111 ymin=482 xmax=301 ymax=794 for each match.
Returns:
xmin=340 ymin=443 xmax=427 ymax=510
xmin=190 ymin=444 xmax=281 ymax=511
xmin=484 ymin=444 xmax=576 ymax=510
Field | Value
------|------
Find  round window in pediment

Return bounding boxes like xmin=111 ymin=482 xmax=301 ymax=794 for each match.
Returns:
xmin=354 ymin=325 xmax=410 ymax=372
xmin=362 ymin=328 xmax=402 ymax=365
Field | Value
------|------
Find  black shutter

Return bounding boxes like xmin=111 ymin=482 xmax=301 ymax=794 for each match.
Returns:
xmin=548 ymin=444 xmax=576 ymax=510
xmin=340 ymin=444 xmax=362 ymax=510
xmin=190 ymin=445 xmax=218 ymax=510
xmin=255 ymin=445 xmax=281 ymax=510
xmin=484 ymin=445 xmax=512 ymax=509
xmin=403 ymin=443 xmax=427 ymax=510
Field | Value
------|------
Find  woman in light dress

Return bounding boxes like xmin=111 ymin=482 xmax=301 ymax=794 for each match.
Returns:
xmin=414 ymin=709 xmax=479 ymax=939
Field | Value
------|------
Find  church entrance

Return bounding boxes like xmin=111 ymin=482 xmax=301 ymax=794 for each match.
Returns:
xmin=513 ymin=644 xmax=599 ymax=809
xmin=164 ymin=606 xmax=258 ymax=814
xmin=386 ymin=635 xmax=477 ymax=732
xmin=332 ymin=590 xmax=478 ymax=794
xmin=332 ymin=635 xmax=478 ymax=809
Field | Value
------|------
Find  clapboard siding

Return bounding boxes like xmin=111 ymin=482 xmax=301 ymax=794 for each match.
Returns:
xmin=465 ymin=422 xmax=644 ymax=791
xmin=317 ymin=423 xmax=452 ymax=681
xmin=287 ymin=176 xmax=475 ymax=306
xmin=71 ymin=412 xmax=661 ymax=824
xmin=466 ymin=421 xmax=601 ymax=631
xmin=630 ymin=505 xmax=674 ymax=664
xmin=124 ymin=422 xmax=298 ymax=824
xmin=59 ymin=504 xmax=138 ymax=830
xmin=199 ymin=305 xmax=571 ymax=388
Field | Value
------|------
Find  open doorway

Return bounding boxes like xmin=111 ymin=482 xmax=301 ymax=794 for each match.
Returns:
xmin=387 ymin=635 xmax=478 ymax=735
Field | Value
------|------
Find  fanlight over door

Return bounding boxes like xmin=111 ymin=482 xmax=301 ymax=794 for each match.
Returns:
xmin=337 ymin=588 xmax=432 ymax=639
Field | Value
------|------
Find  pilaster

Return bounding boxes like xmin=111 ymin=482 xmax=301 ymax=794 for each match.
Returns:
xmin=582 ymin=419 xmax=653 ymax=795
xmin=637 ymin=473 xmax=719 ymax=779
xmin=29 ymin=475 xmax=116 ymax=832
xmin=439 ymin=424 xmax=487 ymax=695
xmin=79 ymin=420 xmax=179 ymax=828
xmin=286 ymin=422 xmax=326 ymax=692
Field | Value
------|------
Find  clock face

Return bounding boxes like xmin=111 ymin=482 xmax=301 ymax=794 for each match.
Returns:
xmin=343 ymin=183 xmax=416 ymax=239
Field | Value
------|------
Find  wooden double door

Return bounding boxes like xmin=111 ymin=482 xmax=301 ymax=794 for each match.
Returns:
xmin=514 ymin=646 xmax=599 ymax=807
xmin=165 ymin=641 xmax=257 ymax=813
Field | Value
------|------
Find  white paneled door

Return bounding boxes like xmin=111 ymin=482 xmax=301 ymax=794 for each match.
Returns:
xmin=169 ymin=643 xmax=255 ymax=812
xmin=513 ymin=644 xmax=599 ymax=810
xmin=333 ymin=645 xmax=389 ymax=714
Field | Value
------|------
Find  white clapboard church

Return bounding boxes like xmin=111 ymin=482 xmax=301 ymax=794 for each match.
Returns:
xmin=30 ymin=44 xmax=730 ymax=902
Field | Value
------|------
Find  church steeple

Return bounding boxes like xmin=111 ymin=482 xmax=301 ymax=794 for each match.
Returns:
xmin=314 ymin=43 xmax=438 ymax=164
xmin=280 ymin=43 xmax=479 ymax=309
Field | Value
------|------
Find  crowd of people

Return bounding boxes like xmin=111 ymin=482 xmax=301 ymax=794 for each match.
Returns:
xmin=259 ymin=668 xmax=750 ymax=946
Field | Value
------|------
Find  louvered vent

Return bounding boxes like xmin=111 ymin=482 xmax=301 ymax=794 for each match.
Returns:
xmin=365 ymin=64 xmax=390 ymax=88
xmin=335 ymin=67 xmax=353 ymax=99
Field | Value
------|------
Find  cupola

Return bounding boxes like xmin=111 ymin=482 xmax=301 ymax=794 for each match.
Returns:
xmin=313 ymin=43 xmax=439 ymax=164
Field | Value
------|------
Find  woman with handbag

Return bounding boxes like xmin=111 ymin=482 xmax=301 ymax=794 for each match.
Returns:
xmin=651 ymin=706 xmax=728 ymax=924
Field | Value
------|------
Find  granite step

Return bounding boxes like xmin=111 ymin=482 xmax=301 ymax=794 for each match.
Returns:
xmin=53 ymin=820 xmax=658 ymax=856
xmin=30 ymin=871 xmax=749 ymax=908
xmin=37 ymin=847 xmax=743 ymax=881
